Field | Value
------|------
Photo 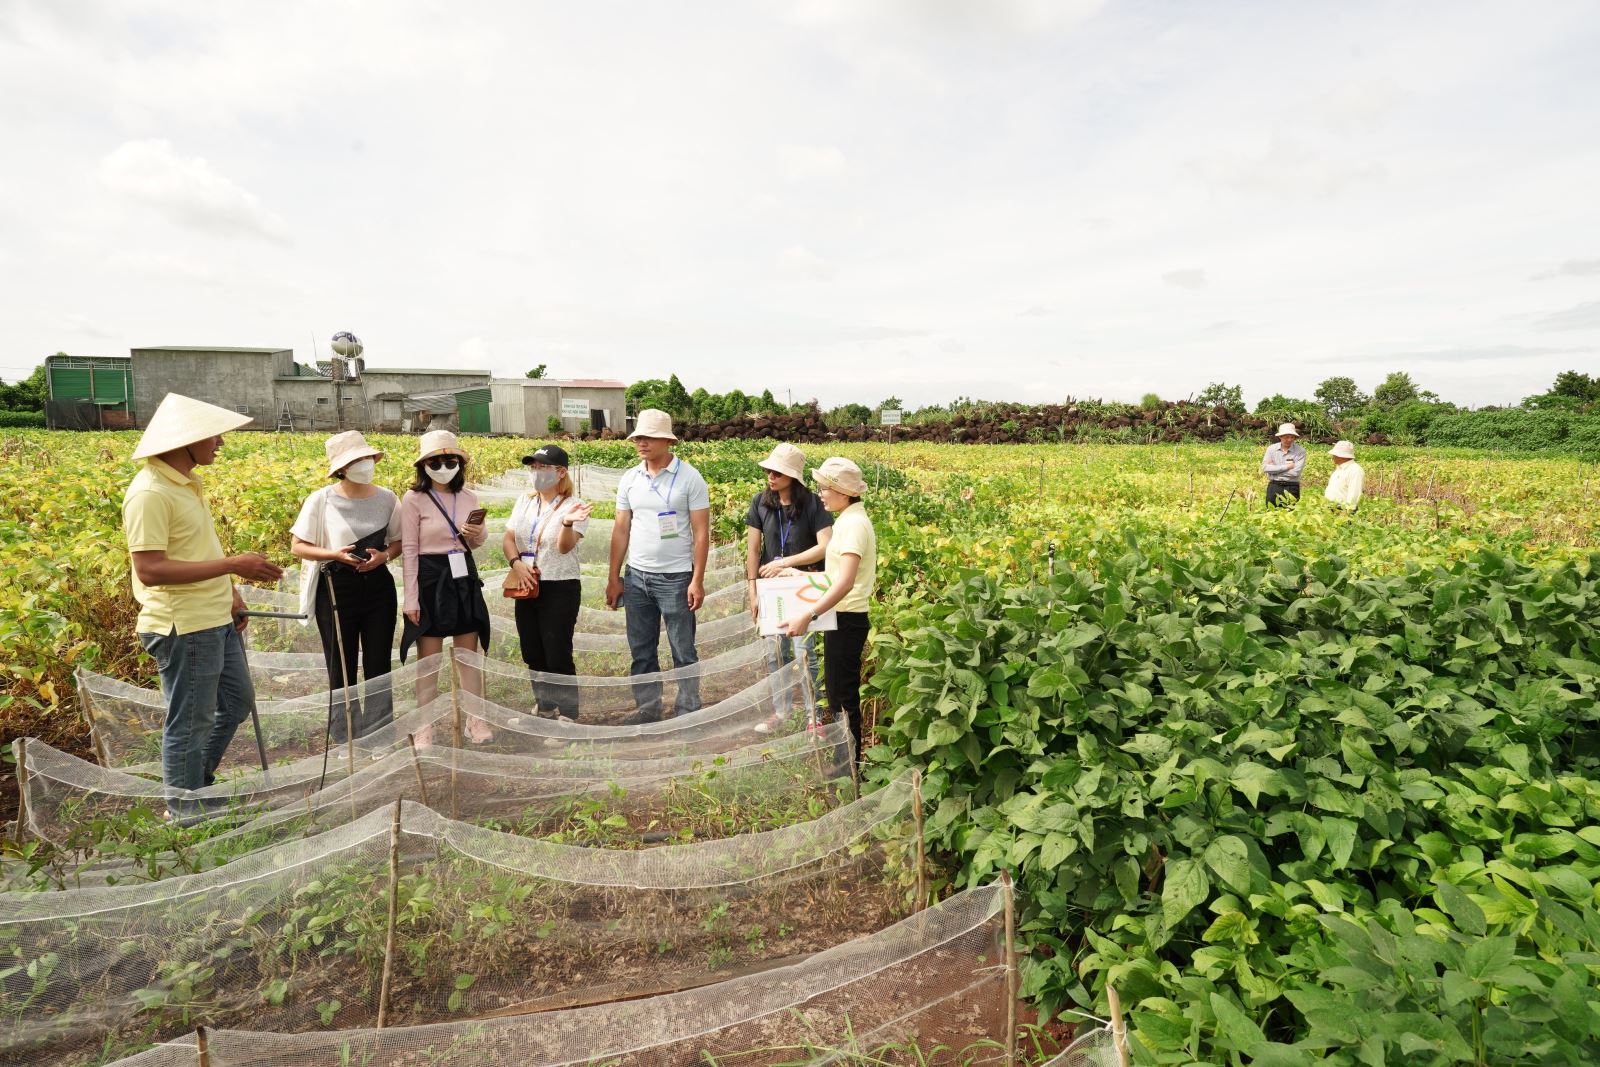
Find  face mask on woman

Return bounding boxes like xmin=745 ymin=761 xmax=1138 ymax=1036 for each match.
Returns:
xmin=425 ymin=461 xmax=459 ymax=484
xmin=532 ymin=470 xmax=561 ymax=491
xmin=343 ymin=459 xmax=377 ymax=484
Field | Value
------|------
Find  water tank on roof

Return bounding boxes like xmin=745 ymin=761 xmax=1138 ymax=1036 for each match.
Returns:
xmin=330 ymin=331 xmax=363 ymax=358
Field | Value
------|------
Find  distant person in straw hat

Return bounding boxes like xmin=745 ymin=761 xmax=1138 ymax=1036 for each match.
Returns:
xmin=289 ymin=431 xmax=403 ymax=742
xmin=121 ymin=393 xmax=284 ymax=807
xmin=745 ymin=442 xmax=831 ymax=733
xmin=399 ymin=430 xmax=493 ymax=746
xmin=1261 ymin=423 xmax=1306 ymax=507
xmin=605 ymin=409 xmax=712 ymax=724
xmin=779 ymin=457 xmax=876 ymax=756
xmin=1324 ymin=440 xmax=1364 ymax=511
xmin=503 ymin=443 xmax=594 ymax=720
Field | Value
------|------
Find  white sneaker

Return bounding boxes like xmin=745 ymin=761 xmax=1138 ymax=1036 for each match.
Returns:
xmin=752 ymin=711 xmax=786 ymax=735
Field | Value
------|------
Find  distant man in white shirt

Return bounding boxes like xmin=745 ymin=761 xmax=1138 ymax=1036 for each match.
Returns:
xmin=1261 ymin=423 xmax=1306 ymax=507
xmin=606 ymin=409 xmax=712 ymax=723
xmin=1324 ymin=440 xmax=1364 ymax=511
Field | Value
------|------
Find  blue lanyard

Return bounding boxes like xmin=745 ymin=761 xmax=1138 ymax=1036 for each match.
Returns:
xmin=645 ymin=461 xmax=680 ymax=507
xmin=777 ymin=508 xmax=794 ymax=554
xmin=522 ymin=496 xmax=556 ymax=563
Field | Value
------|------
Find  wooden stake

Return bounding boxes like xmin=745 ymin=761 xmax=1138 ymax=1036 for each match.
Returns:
xmin=1107 ymin=985 xmax=1130 ymax=1067
xmin=448 ymin=647 xmax=462 ymax=820
xmin=911 ymin=770 xmax=927 ymax=912
xmin=1219 ymin=487 xmax=1237 ymax=518
xmin=74 ymin=668 xmax=112 ymax=766
xmin=12 ymin=738 xmax=28 ymax=845
xmin=1002 ymin=870 xmax=1018 ymax=1067
xmin=407 ymin=733 xmax=430 ymax=808
xmin=377 ymin=798 xmax=403 ymax=1028
xmin=195 ymin=1026 xmax=210 ymax=1067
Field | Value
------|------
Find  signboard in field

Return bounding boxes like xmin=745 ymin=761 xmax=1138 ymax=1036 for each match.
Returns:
xmin=756 ymin=574 xmax=838 ymax=636
xmin=560 ymin=398 xmax=590 ymax=419
xmin=880 ymin=409 xmax=903 ymax=426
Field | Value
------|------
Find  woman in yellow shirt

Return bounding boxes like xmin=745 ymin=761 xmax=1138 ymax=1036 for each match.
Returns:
xmin=780 ymin=457 xmax=876 ymax=756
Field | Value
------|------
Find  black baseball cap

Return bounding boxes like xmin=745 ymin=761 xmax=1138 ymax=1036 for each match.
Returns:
xmin=521 ymin=444 xmax=570 ymax=467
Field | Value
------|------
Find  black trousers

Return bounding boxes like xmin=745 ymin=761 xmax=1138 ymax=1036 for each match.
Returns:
xmin=314 ymin=566 xmax=397 ymax=742
xmin=823 ymin=611 xmax=870 ymax=756
xmin=1266 ymin=481 xmax=1302 ymax=507
xmin=514 ymin=579 xmax=582 ymax=719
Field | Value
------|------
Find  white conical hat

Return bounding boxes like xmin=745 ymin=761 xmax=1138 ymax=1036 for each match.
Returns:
xmin=132 ymin=393 xmax=253 ymax=460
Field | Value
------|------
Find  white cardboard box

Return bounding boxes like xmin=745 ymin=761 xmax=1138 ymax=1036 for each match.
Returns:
xmin=756 ymin=574 xmax=839 ymax=636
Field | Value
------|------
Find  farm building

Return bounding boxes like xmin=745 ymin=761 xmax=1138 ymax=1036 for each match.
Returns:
xmin=44 ymin=347 xmax=496 ymax=432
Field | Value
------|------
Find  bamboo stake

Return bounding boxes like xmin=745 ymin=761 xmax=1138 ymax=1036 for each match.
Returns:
xmin=377 ymin=798 xmax=403 ymax=1028
xmin=1002 ymin=870 xmax=1018 ymax=1067
xmin=407 ymin=733 xmax=430 ymax=808
xmin=74 ymin=668 xmax=112 ymax=766
xmin=195 ymin=1026 xmax=210 ymax=1067
xmin=1107 ymin=985 xmax=1130 ymax=1067
xmin=12 ymin=738 xmax=28 ymax=845
xmin=449 ymin=646 xmax=462 ymax=820
xmin=911 ymin=770 xmax=927 ymax=912
xmin=1219 ymin=487 xmax=1237 ymax=518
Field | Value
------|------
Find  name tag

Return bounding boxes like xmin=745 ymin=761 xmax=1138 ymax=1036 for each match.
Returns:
xmin=656 ymin=510 xmax=681 ymax=540
xmin=448 ymin=550 xmax=468 ymax=579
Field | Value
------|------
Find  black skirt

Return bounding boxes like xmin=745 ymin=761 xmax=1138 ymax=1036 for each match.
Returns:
xmin=399 ymin=552 xmax=491 ymax=663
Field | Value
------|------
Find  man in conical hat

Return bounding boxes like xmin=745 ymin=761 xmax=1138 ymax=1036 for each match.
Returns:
xmin=122 ymin=393 xmax=284 ymax=811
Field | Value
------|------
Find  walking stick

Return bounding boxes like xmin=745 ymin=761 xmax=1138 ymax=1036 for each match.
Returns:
xmin=313 ymin=565 xmax=359 ymax=791
xmin=232 ymin=609 xmax=310 ymax=786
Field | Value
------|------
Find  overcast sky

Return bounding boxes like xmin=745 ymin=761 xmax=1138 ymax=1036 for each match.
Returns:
xmin=2 ymin=0 xmax=1597 ymax=409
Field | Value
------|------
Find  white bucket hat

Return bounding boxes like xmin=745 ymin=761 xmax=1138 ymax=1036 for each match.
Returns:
xmin=417 ymin=429 xmax=465 ymax=463
xmin=757 ymin=442 xmax=806 ymax=481
xmin=324 ymin=430 xmax=383 ymax=476
xmin=628 ymin=408 xmax=678 ymax=441
xmin=132 ymin=393 xmax=253 ymax=460
xmin=812 ymin=456 xmax=868 ymax=497
xmin=1329 ymin=440 xmax=1356 ymax=460
xmin=1275 ymin=423 xmax=1300 ymax=438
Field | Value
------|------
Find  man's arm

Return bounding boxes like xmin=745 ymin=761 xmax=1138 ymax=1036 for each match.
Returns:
xmin=130 ymin=551 xmax=280 ymax=586
xmin=605 ymin=509 xmax=631 ymax=609
xmin=687 ymin=508 xmax=711 ymax=611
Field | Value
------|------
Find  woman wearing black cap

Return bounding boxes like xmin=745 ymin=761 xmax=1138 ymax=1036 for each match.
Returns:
xmin=502 ymin=444 xmax=593 ymax=719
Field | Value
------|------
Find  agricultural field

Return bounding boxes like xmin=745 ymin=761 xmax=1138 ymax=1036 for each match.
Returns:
xmin=1 ymin=428 xmax=1598 ymax=1064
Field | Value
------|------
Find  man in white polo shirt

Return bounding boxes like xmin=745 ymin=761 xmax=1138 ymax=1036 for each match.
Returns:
xmin=605 ymin=409 xmax=712 ymax=722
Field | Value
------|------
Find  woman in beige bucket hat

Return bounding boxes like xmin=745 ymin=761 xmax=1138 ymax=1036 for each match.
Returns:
xmin=288 ymin=430 xmax=404 ymax=744
xmin=745 ymin=443 xmax=832 ymax=731
xmin=397 ymin=430 xmax=494 ymax=744
xmin=777 ymin=457 xmax=876 ymax=757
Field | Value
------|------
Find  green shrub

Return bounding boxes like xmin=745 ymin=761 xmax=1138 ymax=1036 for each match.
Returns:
xmin=0 ymin=411 xmax=46 ymax=428
xmin=868 ymin=546 xmax=1600 ymax=1063
xmin=1426 ymin=409 xmax=1600 ymax=454
xmin=546 ymin=414 xmax=563 ymax=434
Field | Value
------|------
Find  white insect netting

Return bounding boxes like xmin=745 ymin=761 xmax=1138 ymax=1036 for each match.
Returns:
xmin=13 ymin=719 xmax=855 ymax=885
xmin=102 ymin=884 xmax=1011 ymax=1067
xmin=242 ymin=580 xmax=757 ymax=660
xmin=78 ymin=642 xmax=810 ymax=773
xmin=1040 ymin=1023 xmax=1130 ymax=1067
xmin=0 ymin=780 xmax=916 ymax=1066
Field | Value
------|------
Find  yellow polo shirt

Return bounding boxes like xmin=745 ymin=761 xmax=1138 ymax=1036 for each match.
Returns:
xmin=826 ymin=503 xmax=877 ymax=614
xmin=122 ymin=458 xmax=234 ymax=635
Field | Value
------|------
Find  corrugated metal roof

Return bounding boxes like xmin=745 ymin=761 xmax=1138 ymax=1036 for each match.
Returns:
xmin=132 ymin=346 xmax=291 ymax=354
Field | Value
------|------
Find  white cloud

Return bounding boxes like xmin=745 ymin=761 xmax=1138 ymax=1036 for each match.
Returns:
xmin=103 ymin=250 xmax=216 ymax=282
xmin=97 ymin=140 xmax=288 ymax=241
xmin=1535 ymin=301 xmax=1600 ymax=332
xmin=1532 ymin=258 xmax=1600 ymax=281
xmin=779 ymin=144 xmax=848 ymax=181
xmin=1162 ymin=268 xmax=1208 ymax=291
xmin=777 ymin=245 xmax=837 ymax=282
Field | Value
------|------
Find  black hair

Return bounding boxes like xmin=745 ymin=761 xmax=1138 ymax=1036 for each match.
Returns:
xmin=760 ymin=476 xmax=816 ymax=517
xmin=330 ymin=470 xmax=345 ymax=480
xmin=844 ymin=494 xmax=862 ymax=506
xmin=411 ymin=455 xmax=467 ymax=494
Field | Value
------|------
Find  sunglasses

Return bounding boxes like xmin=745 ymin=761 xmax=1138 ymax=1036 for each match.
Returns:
xmin=423 ymin=457 xmax=462 ymax=471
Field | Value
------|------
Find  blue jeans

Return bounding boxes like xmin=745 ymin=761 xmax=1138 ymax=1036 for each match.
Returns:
xmin=139 ymin=623 xmax=257 ymax=799
xmin=623 ymin=568 xmax=700 ymax=721
xmin=771 ymin=631 xmax=824 ymax=709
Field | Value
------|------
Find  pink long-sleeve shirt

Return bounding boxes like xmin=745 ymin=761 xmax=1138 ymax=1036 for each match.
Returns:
xmin=400 ymin=487 xmax=488 ymax=613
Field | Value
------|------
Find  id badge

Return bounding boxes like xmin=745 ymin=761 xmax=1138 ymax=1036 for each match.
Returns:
xmin=656 ymin=510 xmax=680 ymax=540
xmin=448 ymin=550 xmax=468 ymax=579
xmin=520 ymin=552 xmax=537 ymax=567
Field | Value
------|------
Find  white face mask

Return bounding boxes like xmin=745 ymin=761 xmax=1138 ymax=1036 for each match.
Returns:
xmin=425 ymin=462 xmax=460 ymax=484
xmin=343 ymin=459 xmax=377 ymax=484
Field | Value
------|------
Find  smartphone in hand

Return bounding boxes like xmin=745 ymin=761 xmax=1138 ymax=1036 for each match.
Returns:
xmin=466 ymin=508 xmax=488 ymax=526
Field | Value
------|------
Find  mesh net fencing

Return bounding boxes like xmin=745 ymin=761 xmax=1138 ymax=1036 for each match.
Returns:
xmin=14 ymin=719 xmax=855 ymax=886
xmin=1040 ymin=1022 xmax=1130 ymax=1067
xmin=79 ymin=643 xmax=812 ymax=773
xmin=99 ymin=882 xmax=1008 ymax=1067
xmin=240 ymin=581 xmax=757 ymax=662
xmin=0 ymin=779 xmax=915 ymax=1065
